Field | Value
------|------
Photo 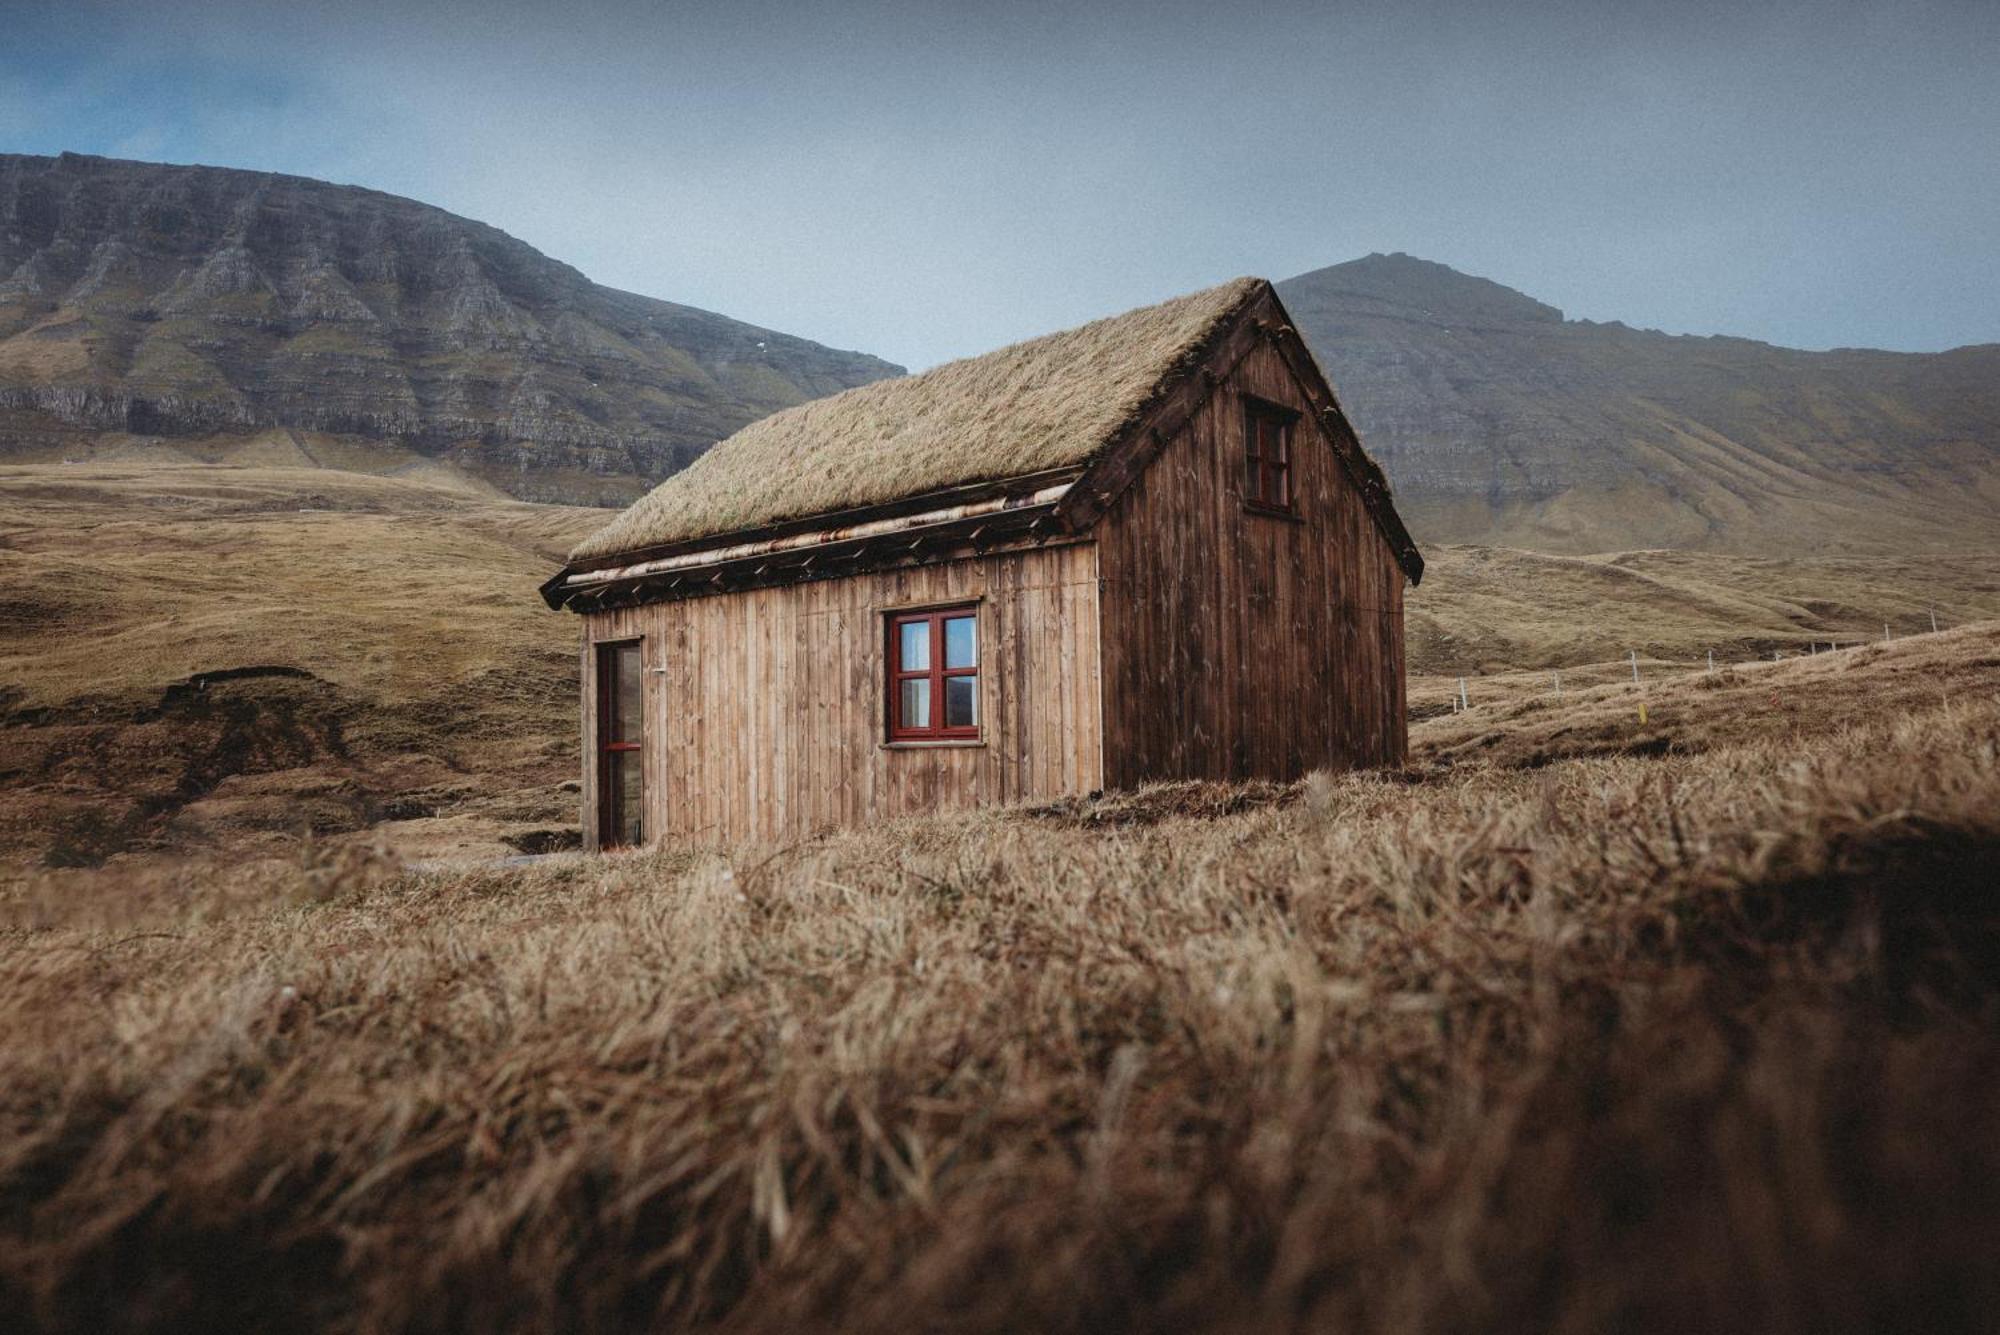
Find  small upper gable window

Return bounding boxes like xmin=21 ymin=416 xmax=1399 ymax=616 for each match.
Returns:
xmin=1243 ymin=396 xmax=1298 ymax=514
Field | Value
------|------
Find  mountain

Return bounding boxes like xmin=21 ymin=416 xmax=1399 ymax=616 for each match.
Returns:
xmin=7 ymin=160 xmax=1991 ymax=550
xmin=0 ymin=153 xmax=900 ymax=504
xmin=1279 ymin=253 xmax=2000 ymax=554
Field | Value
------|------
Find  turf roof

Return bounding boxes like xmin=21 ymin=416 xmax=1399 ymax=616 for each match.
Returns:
xmin=569 ymin=277 xmax=1265 ymax=560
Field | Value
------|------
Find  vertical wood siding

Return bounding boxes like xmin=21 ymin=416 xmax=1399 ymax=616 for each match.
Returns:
xmin=1095 ymin=338 xmax=1409 ymax=788
xmin=579 ymin=543 xmax=1102 ymax=848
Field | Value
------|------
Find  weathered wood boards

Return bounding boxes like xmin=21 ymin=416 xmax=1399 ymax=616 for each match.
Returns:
xmin=1095 ymin=335 xmax=1408 ymax=788
xmin=582 ymin=543 xmax=1103 ymax=847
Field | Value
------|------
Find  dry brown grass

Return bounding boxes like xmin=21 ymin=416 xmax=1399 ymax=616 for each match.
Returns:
xmin=0 ymin=462 xmax=595 ymax=709
xmin=4 ymin=624 xmax=1997 ymax=1333
xmin=1410 ymin=620 xmax=2000 ymax=769
xmin=571 ymin=278 xmax=1261 ymax=558
xmin=0 ymin=463 xmax=602 ymax=873
xmin=1406 ymin=544 xmax=2000 ymax=674
xmin=8 ymin=463 xmax=1987 ymax=881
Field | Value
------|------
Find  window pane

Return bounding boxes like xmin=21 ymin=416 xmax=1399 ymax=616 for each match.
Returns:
xmin=944 ymin=615 xmax=977 ymax=668
xmin=609 ymin=749 xmax=643 ymax=846
xmin=899 ymin=677 xmax=931 ymax=731
xmin=945 ymin=674 xmax=978 ymax=728
xmin=616 ymin=644 xmax=643 ymax=742
xmin=898 ymin=620 xmax=930 ymax=671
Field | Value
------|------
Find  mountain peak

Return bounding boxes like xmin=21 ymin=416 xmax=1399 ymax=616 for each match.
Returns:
xmin=0 ymin=152 xmax=901 ymax=504
xmin=1284 ymin=252 xmax=1564 ymax=326
xmin=1272 ymin=251 xmax=2000 ymax=557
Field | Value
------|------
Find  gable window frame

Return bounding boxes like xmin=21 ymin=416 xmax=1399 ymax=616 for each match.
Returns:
xmin=885 ymin=603 xmax=982 ymax=743
xmin=595 ymin=638 xmax=645 ymax=849
xmin=1242 ymin=394 xmax=1301 ymax=515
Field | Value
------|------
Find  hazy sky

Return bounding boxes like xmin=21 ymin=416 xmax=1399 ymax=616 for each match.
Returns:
xmin=2 ymin=0 xmax=1995 ymax=368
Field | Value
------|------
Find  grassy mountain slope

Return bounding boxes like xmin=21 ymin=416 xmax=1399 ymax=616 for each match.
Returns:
xmin=0 ymin=153 xmax=900 ymax=504
xmin=1281 ymin=253 xmax=2000 ymax=554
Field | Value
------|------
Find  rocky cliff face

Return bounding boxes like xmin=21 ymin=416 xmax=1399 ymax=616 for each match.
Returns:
xmin=0 ymin=153 xmax=901 ymax=503
xmin=1281 ymin=253 xmax=2000 ymax=554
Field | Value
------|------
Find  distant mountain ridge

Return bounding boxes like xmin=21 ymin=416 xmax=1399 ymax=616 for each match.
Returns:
xmin=1280 ymin=253 xmax=2000 ymax=554
xmin=4 ymin=155 xmax=1993 ymax=552
xmin=0 ymin=152 xmax=900 ymax=503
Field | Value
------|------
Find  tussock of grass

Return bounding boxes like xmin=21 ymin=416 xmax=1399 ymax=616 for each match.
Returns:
xmin=4 ymin=641 xmax=1998 ymax=1332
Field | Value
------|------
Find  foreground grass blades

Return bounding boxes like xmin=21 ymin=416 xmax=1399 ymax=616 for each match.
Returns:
xmin=2 ymin=631 xmax=1998 ymax=1333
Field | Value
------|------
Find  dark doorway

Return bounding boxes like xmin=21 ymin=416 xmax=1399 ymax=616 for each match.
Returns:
xmin=597 ymin=641 xmax=644 ymax=847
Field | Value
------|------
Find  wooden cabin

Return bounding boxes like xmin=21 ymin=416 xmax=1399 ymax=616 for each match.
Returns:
xmin=540 ymin=277 xmax=1424 ymax=850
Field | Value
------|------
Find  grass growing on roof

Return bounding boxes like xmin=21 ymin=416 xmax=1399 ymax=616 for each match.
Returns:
xmin=570 ymin=277 xmax=1265 ymax=560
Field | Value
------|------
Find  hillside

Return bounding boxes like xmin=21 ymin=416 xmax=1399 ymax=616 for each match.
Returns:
xmin=0 ymin=153 xmax=900 ymax=504
xmin=1280 ymin=253 xmax=2000 ymax=554
xmin=1405 ymin=544 xmax=2000 ymax=673
xmin=6 ymin=465 xmax=1998 ymax=879
xmin=0 ymin=465 xmax=604 ymax=871
xmin=5 ymin=606 xmax=1996 ymax=1331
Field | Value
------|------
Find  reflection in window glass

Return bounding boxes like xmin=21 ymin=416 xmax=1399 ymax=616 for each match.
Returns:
xmin=945 ymin=674 xmax=977 ymax=728
xmin=944 ymin=616 xmax=977 ymax=669
xmin=900 ymin=678 xmax=932 ymax=730
xmin=613 ymin=643 xmax=643 ymax=743
xmin=899 ymin=620 xmax=930 ymax=671
xmin=610 ymin=750 xmax=643 ymax=845
xmin=599 ymin=641 xmax=644 ymax=848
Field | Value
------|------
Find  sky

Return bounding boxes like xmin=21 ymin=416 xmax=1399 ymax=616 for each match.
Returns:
xmin=1 ymin=0 xmax=1996 ymax=369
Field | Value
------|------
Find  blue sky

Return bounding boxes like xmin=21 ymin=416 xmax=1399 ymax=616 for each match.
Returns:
xmin=3 ymin=0 xmax=1997 ymax=369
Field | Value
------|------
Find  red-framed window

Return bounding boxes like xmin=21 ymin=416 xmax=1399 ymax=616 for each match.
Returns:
xmin=887 ymin=606 xmax=980 ymax=741
xmin=596 ymin=640 xmax=644 ymax=847
xmin=1244 ymin=397 xmax=1296 ymax=512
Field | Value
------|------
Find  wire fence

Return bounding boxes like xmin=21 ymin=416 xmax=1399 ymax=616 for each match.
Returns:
xmin=1426 ymin=607 xmax=1954 ymax=718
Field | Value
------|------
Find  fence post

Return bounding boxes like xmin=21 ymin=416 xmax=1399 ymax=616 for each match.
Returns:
xmin=1458 ymin=677 xmax=1469 ymax=712
xmin=1931 ymin=607 xmax=1940 ymax=634
xmin=1553 ymin=670 xmax=1561 ymax=699
xmin=1707 ymin=649 xmax=1715 ymax=675
xmin=1884 ymin=623 xmax=1891 ymax=643
xmin=1629 ymin=649 xmax=1639 ymax=684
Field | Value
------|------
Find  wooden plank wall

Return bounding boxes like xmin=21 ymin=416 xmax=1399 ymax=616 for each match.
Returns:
xmin=1095 ymin=337 xmax=1409 ymax=789
xmin=579 ymin=542 xmax=1102 ymax=847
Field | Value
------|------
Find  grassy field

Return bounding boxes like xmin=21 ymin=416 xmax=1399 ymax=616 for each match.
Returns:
xmin=6 ymin=463 xmax=1996 ymax=882
xmin=1407 ymin=544 xmax=2000 ymax=674
xmin=3 ymin=463 xmax=1998 ymax=1330
xmin=3 ymin=618 xmax=1997 ymax=1331
xmin=0 ymin=464 xmax=603 ymax=873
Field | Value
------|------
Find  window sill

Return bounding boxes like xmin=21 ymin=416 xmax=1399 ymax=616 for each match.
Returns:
xmin=882 ymin=739 xmax=986 ymax=749
xmin=1243 ymin=502 xmax=1304 ymax=523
